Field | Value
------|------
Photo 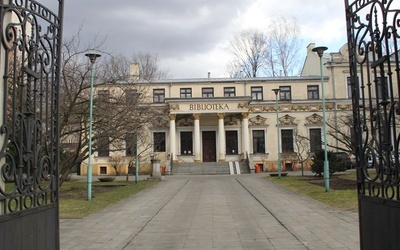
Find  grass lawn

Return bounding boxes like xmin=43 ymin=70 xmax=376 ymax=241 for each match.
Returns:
xmin=59 ymin=179 xmax=161 ymax=219
xmin=266 ymin=171 xmax=359 ymax=211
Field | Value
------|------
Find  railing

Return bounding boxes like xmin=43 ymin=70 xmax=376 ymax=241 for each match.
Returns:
xmin=246 ymin=152 xmax=255 ymax=173
xmin=169 ymin=153 xmax=173 ymax=175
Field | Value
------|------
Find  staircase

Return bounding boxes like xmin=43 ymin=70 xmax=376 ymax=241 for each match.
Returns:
xmin=171 ymin=161 xmax=250 ymax=175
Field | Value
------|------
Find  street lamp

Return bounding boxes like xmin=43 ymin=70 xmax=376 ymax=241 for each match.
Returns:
xmin=312 ymin=46 xmax=329 ymax=192
xmin=272 ymin=88 xmax=282 ymax=178
xmin=85 ymin=53 xmax=101 ymax=200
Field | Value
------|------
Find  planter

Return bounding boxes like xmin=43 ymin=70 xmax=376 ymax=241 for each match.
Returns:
xmin=269 ymin=172 xmax=288 ymax=177
xmin=98 ymin=177 xmax=115 ymax=182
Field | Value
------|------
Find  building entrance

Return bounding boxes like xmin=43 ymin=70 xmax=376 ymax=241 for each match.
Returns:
xmin=202 ymin=131 xmax=216 ymax=162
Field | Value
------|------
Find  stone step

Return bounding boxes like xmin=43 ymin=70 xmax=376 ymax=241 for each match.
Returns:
xmin=171 ymin=162 xmax=250 ymax=175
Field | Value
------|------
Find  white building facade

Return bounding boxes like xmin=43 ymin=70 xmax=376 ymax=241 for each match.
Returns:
xmin=81 ymin=43 xmax=362 ymax=175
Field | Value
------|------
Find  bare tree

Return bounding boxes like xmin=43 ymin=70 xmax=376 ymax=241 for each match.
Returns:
xmin=108 ymin=154 xmax=124 ymax=176
xmin=293 ymin=129 xmax=312 ymax=176
xmin=326 ymin=112 xmax=355 ymax=155
xmin=131 ymin=52 xmax=169 ymax=80
xmin=226 ymin=16 xmax=302 ymax=77
xmin=226 ymin=29 xmax=269 ymax=77
xmin=58 ymin=30 xmax=167 ymax=184
xmin=267 ymin=16 xmax=302 ymax=77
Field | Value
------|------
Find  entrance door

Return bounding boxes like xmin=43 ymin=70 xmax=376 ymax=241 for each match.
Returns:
xmin=202 ymin=131 xmax=216 ymax=162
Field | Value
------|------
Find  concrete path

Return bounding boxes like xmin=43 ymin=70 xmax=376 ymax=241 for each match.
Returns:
xmin=60 ymin=174 xmax=359 ymax=249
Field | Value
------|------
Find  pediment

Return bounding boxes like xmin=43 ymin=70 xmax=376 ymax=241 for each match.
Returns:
xmin=249 ymin=115 xmax=267 ymax=126
xmin=279 ymin=114 xmax=297 ymax=125
xmin=306 ymin=113 xmax=323 ymax=125
xmin=177 ymin=115 xmax=194 ymax=126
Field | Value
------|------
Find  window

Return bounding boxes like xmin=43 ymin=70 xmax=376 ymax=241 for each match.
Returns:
xmin=377 ymin=77 xmax=388 ymax=99
xmin=100 ymin=166 xmax=107 ymax=175
xmin=224 ymin=87 xmax=235 ymax=97
xmin=347 ymin=77 xmax=352 ymax=99
xmin=97 ymin=90 xmax=110 ymax=102
xmin=97 ymin=136 xmax=110 ymax=157
xmin=307 ymin=85 xmax=319 ymax=99
xmin=180 ymin=88 xmax=192 ymax=98
xmin=226 ymin=131 xmax=238 ymax=154
xmin=251 ymin=86 xmax=263 ymax=100
xmin=154 ymin=132 xmax=166 ymax=152
xmin=180 ymin=132 xmax=193 ymax=155
xmin=126 ymin=89 xmax=139 ymax=106
xmin=125 ymin=133 xmax=137 ymax=156
xmin=202 ymin=88 xmax=214 ymax=98
xmin=347 ymin=76 xmax=360 ymax=99
xmin=309 ymin=128 xmax=322 ymax=153
xmin=252 ymin=130 xmax=265 ymax=153
xmin=153 ymin=89 xmax=165 ymax=103
xmin=281 ymin=129 xmax=294 ymax=152
xmin=280 ymin=86 xmax=291 ymax=100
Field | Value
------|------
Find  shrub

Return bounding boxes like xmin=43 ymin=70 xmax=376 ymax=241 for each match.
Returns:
xmin=311 ymin=150 xmax=348 ymax=176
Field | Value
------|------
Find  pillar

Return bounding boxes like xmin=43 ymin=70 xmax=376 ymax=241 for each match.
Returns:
xmin=242 ymin=112 xmax=250 ymax=159
xmin=151 ymin=159 xmax=161 ymax=179
xmin=217 ymin=113 xmax=226 ymax=162
xmin=169 ymin=114 xmax=177 ymax=162
xmin=193 ymin=113 xmax=201 ymax=162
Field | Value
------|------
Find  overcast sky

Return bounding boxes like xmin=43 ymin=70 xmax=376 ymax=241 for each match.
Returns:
xmin=42 ymin=0 xmax=347 ymax=79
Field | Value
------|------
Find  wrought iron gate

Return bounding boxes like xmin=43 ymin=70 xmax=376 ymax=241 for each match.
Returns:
xmin=345 ymin=1 xmax=400 ymax=249
xmin=0 ymin=0 xmax=63 ymax=249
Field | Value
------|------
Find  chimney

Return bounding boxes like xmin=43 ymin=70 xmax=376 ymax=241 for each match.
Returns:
xmin=130 ymin=63 xmax=139 ymax=81
xmin=208 ymin=72 xmax=210 ymax=79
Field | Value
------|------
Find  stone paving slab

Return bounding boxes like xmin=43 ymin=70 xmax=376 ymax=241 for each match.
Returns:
xmin=60 ymin=174 xmax=359 ymax=249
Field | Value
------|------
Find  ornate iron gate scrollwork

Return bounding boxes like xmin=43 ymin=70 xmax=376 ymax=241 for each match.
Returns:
xmin=345 ymin=0 xmax=400 ymax=249
xmin=0 ymin=0 xmax=63 ymax=249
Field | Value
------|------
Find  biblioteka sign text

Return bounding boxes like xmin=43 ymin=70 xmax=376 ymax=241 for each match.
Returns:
xmin=189 ymin=103 xmax=229 ymax=111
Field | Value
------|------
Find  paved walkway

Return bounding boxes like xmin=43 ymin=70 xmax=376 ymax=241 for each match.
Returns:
xmin=60 ymin=173 xmax=359 ymax=249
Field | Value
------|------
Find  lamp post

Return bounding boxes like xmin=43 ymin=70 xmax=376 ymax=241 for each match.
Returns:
xmin=272 ymin=88 xmax=282 ymax=178
xmin=312 ymin=46 xmax=329 ymax=192
xmin=85 ymin=53 xmax=101 ymax=200
xmin=135 ymin=127 xmax=139 ymax=183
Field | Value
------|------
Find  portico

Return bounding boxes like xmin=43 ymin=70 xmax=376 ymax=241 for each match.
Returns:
xmin=166 ymin=97 xmax=251 ymax=163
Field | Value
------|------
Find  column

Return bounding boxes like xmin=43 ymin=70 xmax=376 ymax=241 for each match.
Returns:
xmin=242 ymin=112 xmax=250 ymax=159
xmin=193 ymin=113 xmax=201 ymax=162
xmin=217 ymin=113 xmax=226 ymax=162
xmin=169 ymin=114 xmax=177 ymax=162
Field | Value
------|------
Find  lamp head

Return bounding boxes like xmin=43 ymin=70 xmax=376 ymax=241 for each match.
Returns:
xmin=312 ymin=46 xmax=328 ymax=58
xmin=272 ymin=88 xmax=280 ymax=95
xmin=85 ymin=53 xmax=101 ymax=64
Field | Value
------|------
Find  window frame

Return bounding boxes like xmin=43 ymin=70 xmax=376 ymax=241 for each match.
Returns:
xmin=125 ymin=133 xmax=137 ymax=156
xmin=125 ymin=89 xmax=139 ymax=106
xmin=224 ymin=87 xmax=236 ymax=97
xmin=97 ymin=136 xmax=110 ymax=157
xmin=180 ymin=88 xmax=192 ymax=98
xmin=153 ymin=89 xmax=165 ymax=103
xmin=252 ymin=130 xmax=265 ymax=154
xmin=281 ymin=129 xmax=294 ymax=152
xmin=251 ymin=86 xmax=263 ymax=100
xmin=309 ymin=128 xmax=322 ymax=153
xmin=99 ymin=166 xmax=107 ymax=175
xmin=376 ymin=76 xmax=389 ymax=100
xmin=307 ymin=85 xmax=319 ymax=100
xmin=202 ymin=87 xmax=214 ymax=98
xmin=225 ymin=130 xmax=238 ymax=155
xmin=180 ymin=131 xmax=193 ymax=155
xmin=153 ymin=132 xmax=166 ymax=152
xmin=279 ymin=86 xmax=291 ymax=101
